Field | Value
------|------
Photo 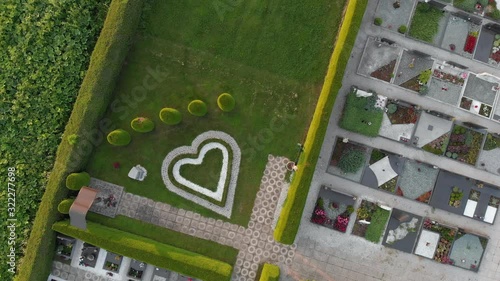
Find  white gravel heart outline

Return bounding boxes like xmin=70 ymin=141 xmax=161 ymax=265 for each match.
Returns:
xmin=172 ymin=142 xmax=228 ymax=202
xmin=161 ymin=131 xmax=241 ymax=218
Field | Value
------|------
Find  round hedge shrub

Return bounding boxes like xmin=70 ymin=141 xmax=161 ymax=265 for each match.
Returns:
xmin=217 ymin=93 xmax=235 ymax=112
xmin=398 ymin=25 xmax=407 ymax=34
xmin=58 ymin=199 xmax=75 ymax=214
xmin=131 ymin=117 xmax=155 ymax=133
xmin=107 ymin=129 xmax=131 ymax=146
xmin=159 ymin=108 xmax=182 ymax=125
xmin=188 ymin=100 xmax=208 ymax=116
xmin=374 ymin=17 xmax=383 ymax=26
xmin=66 ymin=172 xmax=91 ymax=191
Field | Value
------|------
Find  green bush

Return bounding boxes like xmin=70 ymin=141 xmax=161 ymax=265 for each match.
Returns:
xmin=131 ymin=117 xmax=155 ymax=132
xmin=374 ymin=17 xmax=383 ymax=26
xmin=52 ymin=220 xmax=233 ymax=281
xmin=66 ymin=172 xmax=91 ymax=191
xmin=398 ymin=25 xmax=407 ymax=34
xmin=67 ymin=134 xmax=79 ymax=145
xmin=16 ymin=0 xmax=145 ymax=279
xmin=387 ymin=104 xmax=397 ymax=114
xmin=107 ymin=129 xmax=131 ymax=146
xmin=188 ymin=100 xmax=208 ymax=116
xmin=419 ymin=69 xmax=432 ymax=84
xmin=259 ymin=263 xmax=280 ymax=281
xmin=58 ymin=199 xmax=75 ymax=214
xmin=217 ymin=93 xmax=236 ymax=112
xmin=338 ymin=148 xmax=366 ymax=173
xmin=159 ymin=108 xmax=182 ymax=125
xmin=274 ymin=0 xmax=368 ymax=244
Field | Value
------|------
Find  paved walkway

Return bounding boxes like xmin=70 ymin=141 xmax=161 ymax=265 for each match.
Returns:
xmin=117 ymin=155 xmax=296 ymax=281
xmin=286 ymin=0 xmax=500 ymax=280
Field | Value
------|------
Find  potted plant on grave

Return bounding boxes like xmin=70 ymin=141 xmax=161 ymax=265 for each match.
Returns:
xmin=448 ymin=186 xmax=464 ymax=207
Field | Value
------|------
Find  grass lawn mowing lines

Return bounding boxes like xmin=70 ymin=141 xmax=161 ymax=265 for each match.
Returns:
xmin=409 ymin=3 xmax=444 ymax=43
xmin=86 ymin=0 xmax=347 ymax=226
xmin=339 ymin=91 xmax=384 ymax=137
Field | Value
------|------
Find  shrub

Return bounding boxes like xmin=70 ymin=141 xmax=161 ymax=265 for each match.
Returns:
xmin=131 ymin=117 xmax=154 ymax=132
xmin=188 ymin=100 xmax=208 ymax=116
xmin=66 ymin=172 xmax=91 ymax=191
xmin=374 ymin=17 xmax=383 ymax=26
xmin=338 ymin=148 xmax=366 ymax=173
xmin=259 ymin=263 xmax=280 ymax=281
xmin=52 ymin=220 xmax=233 ymax=281
xmin=419 ymin=69 xmax=431 ymax=84
xmin=57 ymin=199 xmax=75 ymax=214
xmin=387 ymin=104 xmax=397 ymax=114
xmin=67 ymin=134 xmax=79 ymax=145
xmin=159 ymin=108 xmax=182 ymax=125
xmin=217 ymin=93 xmax=235 ymax=112
xmin=398 ymin=25 xmax=407 ymax=34
xmin=409 ymin=3 xmax=443 ymax=43
xmin=107 ymin=129 xmax=131 ymax=146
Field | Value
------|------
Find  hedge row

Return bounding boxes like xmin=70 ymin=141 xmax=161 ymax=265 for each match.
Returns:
xmin=273 ymin=0 xmax=368 ymax=244
xmin=259 ymin=264 xmax=280 ymax=281
xmin=52 ymin=220 xmax=233 ymax=281
xmin=15 ymin=0 xmax=145 ymax=280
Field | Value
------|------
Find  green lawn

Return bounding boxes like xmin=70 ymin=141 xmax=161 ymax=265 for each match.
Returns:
xmin=86 ymin=0 xmax=347 ymax=226
xmin=339 ymin=90 xmax=383 ymax=137
xmin=365 ymin=207 xmax=391 ymax=243
xmin=409 ymin=2 xmax=444 ymax=43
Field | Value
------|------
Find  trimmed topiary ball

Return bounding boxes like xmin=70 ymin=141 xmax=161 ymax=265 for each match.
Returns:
xmin=66 ymin=172 xmax=91 ymax=191
xmin=131 ymin=117 xmax=155 ymax=133
xmin=58 ymin=199 xmax=75 ymax=214
xmin=217 ymin=93 xmax=235 ymax=112
xmin=159 ymin=108 xmax=182 ymax=125
xmin=107 ymin=129 xmax=131 ymax=146
xmin=188 ymin=100 xmax=208 ymax=117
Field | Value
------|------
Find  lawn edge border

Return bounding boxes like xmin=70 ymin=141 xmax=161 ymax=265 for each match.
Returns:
xmin=274 ymin=0 xmax=369 ymax=244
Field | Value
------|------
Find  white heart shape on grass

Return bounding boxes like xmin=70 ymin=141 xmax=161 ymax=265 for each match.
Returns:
xmin=172 ymin=142 xmax=228 ymax=202
xmin=161 ymin=131 xmax=241 ymax=218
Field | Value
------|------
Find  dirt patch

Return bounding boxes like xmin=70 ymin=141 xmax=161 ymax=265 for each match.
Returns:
xmin=371 ymin=59 xmax=396 ymax=82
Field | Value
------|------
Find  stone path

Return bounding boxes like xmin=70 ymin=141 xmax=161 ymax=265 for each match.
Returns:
xmin=117 ymin=155 xmax=296 ymax=281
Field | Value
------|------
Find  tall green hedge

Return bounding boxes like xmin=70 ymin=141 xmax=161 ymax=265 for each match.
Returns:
xmin=274 ymin=0 xmax=368 ymax=244
xmin=15 ymin=0 xmax=145 ymax=280
xmin=52 ymin=220 xmax=233 ymax=281
xmin=259 ymin=263 xmax=280 ymax=281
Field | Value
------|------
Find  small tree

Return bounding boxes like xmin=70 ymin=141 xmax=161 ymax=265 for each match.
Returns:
xmin=338 ymin=148 xmax=366 ymax=174
xmin=374 ymin=18 xmax=383 ymax=26
xmin=66 ymin=172 xmax=91 ymax=191
xmin=418 ymin=69 xmax=431 ymax=85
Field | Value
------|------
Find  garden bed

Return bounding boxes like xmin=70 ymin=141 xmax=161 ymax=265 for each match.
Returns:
xmin=310 ymin=188 xmax=356 ymax=233
xmin=420 ymin=219 xmax=457 ymax=264
xmin=450 ymin=230 xmax=488 ymax=271
xmin=370 ymin=59 xmax=396 ymax=82
xmin=444 ymin=125 xmax=484 ymax=165
xmin=422 ymin=132 xmax=450 ymax=155
xmin=409 ymin=2 xmax=445 ymax=43
xmin=382 ymin=209 xmax=422 ymax=254
xmin=352 ymin=200 xmax=391 ymax=243
xmin=339 ymin=90 xmax=384 ymax=137
xmin=386 ymin=102 xmax=418 ymax=124
xmin=397 ymin=160 xmax=438 ymax=203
